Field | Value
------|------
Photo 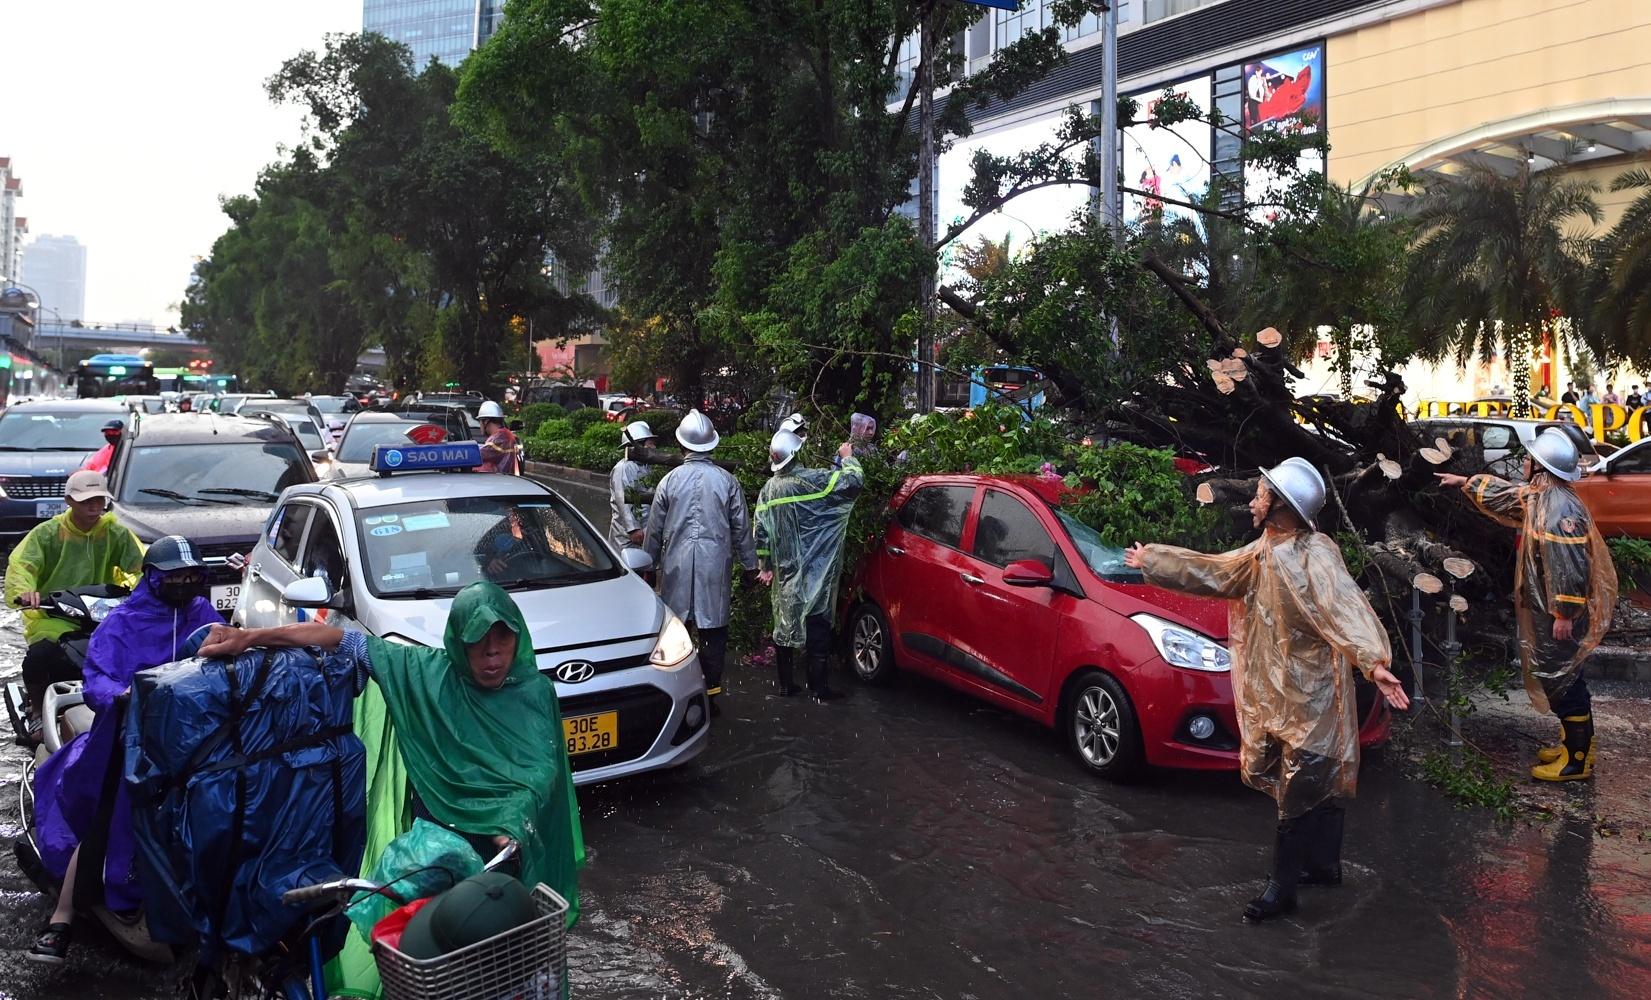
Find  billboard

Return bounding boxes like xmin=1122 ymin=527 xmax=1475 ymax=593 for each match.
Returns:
xmin=1122 ymin=77 xmax=1212 ymax=227
xmin=1242 ymin=43 xmax=1325 ymax=136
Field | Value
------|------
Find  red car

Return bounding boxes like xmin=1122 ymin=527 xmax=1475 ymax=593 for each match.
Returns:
xmin=843 ymin=474 xmax=1390 ymax=780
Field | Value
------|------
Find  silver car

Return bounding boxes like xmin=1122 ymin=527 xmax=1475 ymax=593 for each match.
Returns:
xmin=233 ymin=469 xmax=711 ymax=786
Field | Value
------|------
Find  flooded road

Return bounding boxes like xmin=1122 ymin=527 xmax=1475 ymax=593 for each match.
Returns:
xmin=0 ymin=476 xmax=1646 ymax=998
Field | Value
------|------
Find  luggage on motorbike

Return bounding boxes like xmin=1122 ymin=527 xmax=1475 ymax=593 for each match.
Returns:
xmin=123 ymin=646 xmax=367 ymax=963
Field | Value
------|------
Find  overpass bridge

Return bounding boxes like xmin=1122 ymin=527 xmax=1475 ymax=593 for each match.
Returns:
xmin=28 ymin=320 xmax=386 ymax=372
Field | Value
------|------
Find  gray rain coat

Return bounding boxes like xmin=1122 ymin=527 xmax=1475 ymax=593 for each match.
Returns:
xmin=755 ymin=457 xmax=864 ymax=648
xmin=609 ymin=455 xmax=649 ymax=550
xmin=643 ymin=453 xmax=756 ymax=629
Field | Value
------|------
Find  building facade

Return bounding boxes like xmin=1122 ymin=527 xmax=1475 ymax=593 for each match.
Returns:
xmin=0 ymin=158 xmax=22 ymax=285
xmin=362 ymin=0 xmax=506 ymax=68
xmin=21 ymin=234 xmax=87 ymax=322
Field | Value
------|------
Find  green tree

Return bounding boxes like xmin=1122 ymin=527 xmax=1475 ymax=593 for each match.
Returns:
xmin=1588 ymin=168 xmax=1651 ymax=369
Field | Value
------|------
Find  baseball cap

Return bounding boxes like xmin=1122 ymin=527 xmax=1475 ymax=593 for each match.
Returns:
xmin=397 ymin=871 xmax=539 ymax=960
xmin=65 ymin=470 xmax=113 ymax=503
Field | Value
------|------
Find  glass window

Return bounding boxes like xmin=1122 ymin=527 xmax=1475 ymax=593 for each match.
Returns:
xmin=1143 ymin=0 xmax=1227 ymax=23
xmin=972 ymin=490 xmax=1055 ymax=568
xmin=897 ymin=485 xmax=974 ymax=548
xmin=1609 ymin=441 xmax=1651 ymax=475
xmin=0 ymin=411 xmax=118 ymax=450
xmin=337 ymin=417 xmax=469 ymax=462
xmin=996 ymin=0 xmax=1048 ymax=49
xmin=271 ymin=502 xmax=314 ymax=565
xmin=302 ymin=512 xmax=348 ymax=594
xmin=1056 ymin=509 xmax=1140 ymax=581
xmin=118 ymin=443 xmax=311 ymax=505
xmin=1481 ymin=426 xmax=1514 ymax=450
xmin=356 ymin=495 xmax=619 ymax=598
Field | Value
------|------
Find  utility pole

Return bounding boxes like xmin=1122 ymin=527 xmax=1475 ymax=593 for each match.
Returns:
xmin=1100 ymin=0 xmax=1121 ymax=239
xmin=915 ymin=0 xmax=940 ymax=414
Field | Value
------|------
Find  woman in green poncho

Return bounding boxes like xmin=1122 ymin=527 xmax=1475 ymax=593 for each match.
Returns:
xmin=197 ymin=582 xmax=585 ymax=922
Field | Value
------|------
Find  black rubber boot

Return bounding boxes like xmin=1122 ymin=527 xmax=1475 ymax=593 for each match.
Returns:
xmin=1244 ymin=819 xmax=1305 ymax=922
xmin=774 ymin=648 xmax=802 ymax=696
xmin=807 ymin=654 xmax=843 ymax=702
xmin=1530 ymin=714 xmax=1594 ymax=782
xmin=1299 ymin=802 xmax=1344 ymax=887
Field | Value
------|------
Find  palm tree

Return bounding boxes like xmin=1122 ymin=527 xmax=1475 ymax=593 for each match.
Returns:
xmin=1401 ymin=162 xmax=1600 ymax=415
xmin=1588 ymin=168 xmax=1651 ymax=369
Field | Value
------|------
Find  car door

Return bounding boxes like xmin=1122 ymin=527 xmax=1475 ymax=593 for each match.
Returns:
xmin=881 ymin=483 xmax=979 ymax=680
xmin=1576 ymin=441 xmax=1651 ymax=538
xmin=947 ymin=488 xmax=1063 ymax=709
xmin=241 ymin=499 xmax=314 ymax=626
xmin=292 ymin=504 xmax=361 ymax=629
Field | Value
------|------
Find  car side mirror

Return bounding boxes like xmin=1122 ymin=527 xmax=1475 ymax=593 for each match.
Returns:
xmin=309 ymin=450 xmax=331 ymax=463
xmin=621 ymin=548 xmax=654 ymax=572
xmin=282 ymin=576 xmax=333 ymax=609
xmin=1002 ymin=559 xmax=1055 ymax=587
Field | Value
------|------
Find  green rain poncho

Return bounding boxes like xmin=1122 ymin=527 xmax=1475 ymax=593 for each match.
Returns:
xmin=4 ymin=511 xmax=144 ymax=644
xmin=754 ymin=457 xmax=865 ymax=647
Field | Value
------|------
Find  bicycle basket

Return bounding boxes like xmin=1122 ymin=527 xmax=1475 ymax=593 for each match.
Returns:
xmin=373 ymin=883 xmax=567 ymax=1000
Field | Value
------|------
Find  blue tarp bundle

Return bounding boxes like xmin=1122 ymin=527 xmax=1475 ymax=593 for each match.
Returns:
xmin=124 ymin=646 xmax=367 ymax=962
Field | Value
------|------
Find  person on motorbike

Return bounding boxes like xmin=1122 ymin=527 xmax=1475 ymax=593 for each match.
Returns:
xmin=5 ymin=469 xmax=145 ymax=742
xmin=28 ymin=535 xmax=220 ymax=964
xmin=196 ymin=581 xmax=584 ymax=926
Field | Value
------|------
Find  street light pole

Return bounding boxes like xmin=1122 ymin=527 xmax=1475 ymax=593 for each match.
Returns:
xmin=916 ymin=0 xmax=942 ymax=414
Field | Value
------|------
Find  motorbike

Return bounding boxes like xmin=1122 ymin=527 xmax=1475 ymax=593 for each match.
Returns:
xmin=4 ymin=584 xmax=182 ymax=965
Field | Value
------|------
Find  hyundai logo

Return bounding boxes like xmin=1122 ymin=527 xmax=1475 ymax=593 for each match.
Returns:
xmin=554 ymin=660 xmax=597 ymax=684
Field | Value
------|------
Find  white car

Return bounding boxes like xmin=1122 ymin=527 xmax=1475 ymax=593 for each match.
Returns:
xmin=1411 ymin=417 xmax=1606 ymax=480
xmin=234 ymin=443 xmax=711 ymax=785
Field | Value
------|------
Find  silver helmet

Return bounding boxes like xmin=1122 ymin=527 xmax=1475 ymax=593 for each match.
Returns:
xmin=779 ymin=412 xmax=808 ymax=438
xmin=675 ymin=408 xmax=720 ymax=452
xmin=1527 ymin=427 xmax=1581 ymax=482
xmin=1260 ymin=456 xmax=1326 ymax=529
xmin=769 ymin=430 xmax=804 ymax=472
xmin=622 ymin=420 xmax=656 ymax=447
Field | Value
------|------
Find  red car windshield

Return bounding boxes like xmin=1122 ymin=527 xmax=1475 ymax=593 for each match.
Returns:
xmin=1052 ymin=507 xmax=1141 ymax=582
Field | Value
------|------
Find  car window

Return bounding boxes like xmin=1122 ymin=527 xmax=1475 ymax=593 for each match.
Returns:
xmin=337 ymin=418 xmax=464 ymax=461
xmin=0 ymin=411 xmax=117 ymax=450
xmin=301 ymin=511 xmax=348 ymax=593
xmin=896 ymin=485 xmax=974 ymax=548
xmin=356 ymin=494 xmax=618 ymax=597
xmin=1055 ymin=509 xmax=1140 ymax=582
xmin=972 ymin=490 xmax=1055 ymax=569
xmin=270 ymin=502 xmax=314 ymax=565
xmin=1481 ymin=425 xmax=1514 ymax=450
xmin=119 ymin=443 xmax=311 ymax=504
xmin=1609 ymin=442 xmax=1651 ymax=475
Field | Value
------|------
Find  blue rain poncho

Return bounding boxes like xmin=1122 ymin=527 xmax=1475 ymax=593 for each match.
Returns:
xmin=754 ymin=457 xmax=864 ymax=647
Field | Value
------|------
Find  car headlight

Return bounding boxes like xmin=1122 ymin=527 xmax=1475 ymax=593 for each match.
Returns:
xmin=1129 ymin=613 xmax=1231 ymax=673
xmin=649 ymin=613 xmax=695 ymax=670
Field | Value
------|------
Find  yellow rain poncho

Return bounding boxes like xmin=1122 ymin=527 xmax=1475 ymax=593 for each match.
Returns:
xmin=4 ymin=511 xmax=144 ymax=644
xmin=1460 ymin=473 xmax=1617 ymax=712
xmin=1137 ymin=529 xmax=1391 ymax=818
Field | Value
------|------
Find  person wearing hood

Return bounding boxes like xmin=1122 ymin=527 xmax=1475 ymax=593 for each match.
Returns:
xmin=196 ymin=582 xmax=584 ymax=936
xmin=609 ymin=420 xmax=657 ymax=550
xmin=1437 ymin=427 xmax=1617 ymax=781
xmin=1123 ymin=458 xmax=1410 ymax=923
xmin=28 ymin=535 xmax=221 ymax=965
xmin=643 ymin=409 xmax=756 ymax=715
xmin=755 ymin=430 xmax=864 ymax=701
xmin=5 ymin=469 xmax=145 ymax=739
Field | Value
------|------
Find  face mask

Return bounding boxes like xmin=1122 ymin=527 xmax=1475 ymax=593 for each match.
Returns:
xmin=158 ymin=576 xmax=205 ymax=608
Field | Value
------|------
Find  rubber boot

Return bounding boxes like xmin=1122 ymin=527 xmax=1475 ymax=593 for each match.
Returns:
xmin=1535 ymin=721 xmax=1565 ymax=765
xmin=774 ymin=648 xmax=801 ymax=697
xmin=808 ymin=653 xmax=843 ymax=702
xmin=1530 ymin=714 xmax=1593 ymax=782
xmin=1243 ymin=819 xmax=1304 ymax=922
xmin=1298 ymin=803 xmax=1344 ymax=887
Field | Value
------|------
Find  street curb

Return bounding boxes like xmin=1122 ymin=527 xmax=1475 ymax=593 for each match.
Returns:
xmin=1591 ymin=645 xmax=1651 ymax=683
xmin=524 ymin=461 xmax=608 ymax=489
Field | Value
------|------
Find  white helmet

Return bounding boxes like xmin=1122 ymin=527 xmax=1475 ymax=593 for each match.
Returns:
xmin=779 ymin=412 xmax=808 ymax=438
xmin=1259 ymin=456 xmax=1326 ymax=529
xmin=478 ymin=401 xmax=505 ymax=420
xmin=1528 ymin=427 xmax=1582 ymax=482
xmin=622 ymin=420 xmax=657 ymax=447
xmin=675 ymin=409 xmax=720 ymax=452
xmin=769 ymin=430 xmax=804 ymax=472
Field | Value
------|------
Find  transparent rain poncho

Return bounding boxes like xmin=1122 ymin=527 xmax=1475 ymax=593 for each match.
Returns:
xmin=754 ymin=457 xmax=865 ymax=648
xmin=1137 ymin=529 xmax=1392 ymax=818
xmin=1462 ymin=473 xmax=1617 ymax=712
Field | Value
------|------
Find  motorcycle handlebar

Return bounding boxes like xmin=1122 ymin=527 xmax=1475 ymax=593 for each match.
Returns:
xmin=282 ymin=877 xmax=399 ymax=908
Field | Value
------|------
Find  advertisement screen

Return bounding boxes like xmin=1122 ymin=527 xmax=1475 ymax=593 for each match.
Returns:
xmin=1122 ymin=77 xmax=1213 ymax=227
xmin=1242 ymin=43 xmax=1325 ymax=136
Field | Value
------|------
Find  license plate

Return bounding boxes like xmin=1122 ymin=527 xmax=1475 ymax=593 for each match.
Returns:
xmin=563 ymin=712 xmax=618 ymax=756
xmin=35 ymin=500 xmax=66 ymax=518
xmin=211 ymin=584 xmax=241 ymax=612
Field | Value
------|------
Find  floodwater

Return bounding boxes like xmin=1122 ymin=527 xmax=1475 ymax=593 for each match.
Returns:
xmin=0 ymin=476 xmax=1645 ymax=998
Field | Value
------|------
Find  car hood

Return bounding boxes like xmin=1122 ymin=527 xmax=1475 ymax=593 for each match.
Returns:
xmin=362 ymin=571 xmax=666 ymax=665
xmin=1101 ymin=581 xmax=1230 ymax=641
xmin=0 ymin=450 xmax=96 ymax=477
xmin=112 ymin=502 xmax=272 ymax=545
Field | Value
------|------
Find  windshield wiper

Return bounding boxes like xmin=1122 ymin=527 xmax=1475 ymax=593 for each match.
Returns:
xmin=198 ymin=487 xmax=280 ymax=501
xmin=389 ymin=587 xmax=462 ymax=600
xmin=0 ymin=445 xmax=38 ymax=451
xmin=137 ymin=488 xmax=235 ymax=506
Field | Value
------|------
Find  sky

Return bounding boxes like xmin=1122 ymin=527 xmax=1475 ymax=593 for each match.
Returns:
xmin=2 ymin=1 xmax=360 ymax=325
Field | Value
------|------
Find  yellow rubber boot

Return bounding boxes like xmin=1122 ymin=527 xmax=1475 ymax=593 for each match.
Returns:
xmin=1535 ymin=722 xmax=1564 ymax=765
xmin=1531 ymin=715 xmax=1594 ymax=782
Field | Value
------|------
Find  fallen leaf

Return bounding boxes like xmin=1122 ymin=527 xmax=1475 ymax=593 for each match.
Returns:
xmin=1257 ymin=326 xmax=1283 ymax=348
xmin=1420 ymin=447 xmax=1448 ymax=465
xmin=1449 ymin=594 xmax=1469 ymax=613
xmin=1195 ymin=482 xmax=1215 ymax=505
xmin=1443 ymin=557 xmax=1475 ymax=579
xmin=1413 ymin=573 xmax=1444 ymax=594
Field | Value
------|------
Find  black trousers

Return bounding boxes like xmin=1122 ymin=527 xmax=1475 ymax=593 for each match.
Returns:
xmin=695 ymin=625 xmax=728 ymax=696
xmin=1546 ymin=669 xmax=1592 ymax=719
xmin=775 ymin=614 xmax=834 ymax=692
xmin=22 ymin=640 xmax=81 ymax=715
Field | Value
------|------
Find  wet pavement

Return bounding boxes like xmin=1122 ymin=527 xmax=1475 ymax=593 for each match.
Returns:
xmin=0 ymin=477 xmax=1645 ymax=999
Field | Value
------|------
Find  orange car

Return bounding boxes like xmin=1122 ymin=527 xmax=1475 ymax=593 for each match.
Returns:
xmin=1572 ymin=438 xmax=1651 ymax=539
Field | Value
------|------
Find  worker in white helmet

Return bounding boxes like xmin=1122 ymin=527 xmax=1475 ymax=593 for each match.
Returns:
xmin=610 ymin=421 xmax=657 ymax=549
xmin=476 ymin=401 xmax=519 ymax=475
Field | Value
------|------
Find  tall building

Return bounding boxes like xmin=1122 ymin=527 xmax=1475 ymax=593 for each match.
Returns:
xmin=362 ymin=0 xmax=506 ymax=68
xmin=0 ymin=158 xmax=22 ymax=284
xmin=21 ymin=234 xmax=87 ymax=322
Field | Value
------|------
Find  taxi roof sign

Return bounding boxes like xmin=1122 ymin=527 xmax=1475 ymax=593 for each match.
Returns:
xmin=371 ymin=441 xmax=482 ymax=475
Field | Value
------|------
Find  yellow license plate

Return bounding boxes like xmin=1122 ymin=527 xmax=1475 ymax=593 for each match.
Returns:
xmin=563 ymin=712 xmax=618 ymax=756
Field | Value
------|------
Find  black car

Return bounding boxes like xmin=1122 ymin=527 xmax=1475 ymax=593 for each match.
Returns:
xmin=328 ymin=410 xmax=483 ymax=478
xmin=0 ymin=399 xmax=128 ymax=542
xmin=108 ymin=412 xmax=317 ymax=617
xmin=523 ymin=384 xmax=599 ymax=411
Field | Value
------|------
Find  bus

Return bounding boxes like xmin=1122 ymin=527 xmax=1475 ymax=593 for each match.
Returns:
xmin=154 ymin=367 xmax=242 ymax=394
xmin=71 ymin=354 xmax=159 ymax=398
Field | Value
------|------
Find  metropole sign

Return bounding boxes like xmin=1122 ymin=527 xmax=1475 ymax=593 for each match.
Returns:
xmin=1416 ymin=399 xmax=1651 ymax=442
